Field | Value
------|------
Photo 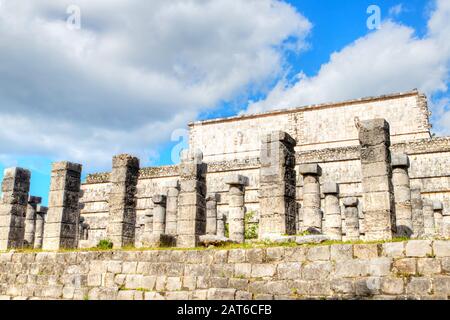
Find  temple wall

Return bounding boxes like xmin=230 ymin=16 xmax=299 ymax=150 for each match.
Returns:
xmin=189 ymin=91 xmax=430 ymax=162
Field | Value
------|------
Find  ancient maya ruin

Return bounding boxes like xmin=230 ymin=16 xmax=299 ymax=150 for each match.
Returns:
xmin=1 ymin=89 xmax=450 ymax=300
xmin=0 ymin=89 xmax=449 ymax=251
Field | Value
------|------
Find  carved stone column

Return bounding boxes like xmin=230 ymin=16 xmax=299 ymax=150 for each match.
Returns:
xmin=43 ymin=162 xmax=82 ymax=250
xmin=343 ymin=197 xmax=360 ymax=241
xmin=0 ymin=167 xmax=31 ymax=250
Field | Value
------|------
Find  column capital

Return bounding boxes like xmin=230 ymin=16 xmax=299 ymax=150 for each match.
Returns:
xmin=152 ymin=194 xmax=167 ymax=205
xmin=391 ymin=153 xmax=410 ymax=168
xmin=322 ymin=182 xmax=339 ymax=195
xmin=343 ymin=197 xmax=359 ymax=207
xmin=225 ymin=174 xmax=248 ymax=186
xmin=299 ymin=163 xmax=321 ymax=176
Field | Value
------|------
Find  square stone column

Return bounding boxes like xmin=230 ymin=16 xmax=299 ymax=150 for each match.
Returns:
xmin=24 ymin=196 xmax=42 ymax=248
xmin=433 ymin=201 xmax=443 ymax=237
xmin=34 ymin=205 xmax=47 ymax=249
xmin=323 ymin=182 xmax=342 ymax=240
xmin=152 ymin=195 xmax=167 ymax=236
xmin=299 ymin=164 xmax=322 ymax=234
xmin=0 ymin=167 xmax=31 ymax=250
xmin=226 ymin=175 xmax=248 ymax=243
xmin=206 ymin=193 xmax=219 ymax=236
xmin=259 ymin=131 xmax=297 ymax=238
xmin=164 ymin=180 xmax=180 ymax=236
xmin=358 ymin=119 xmax=395 ymax=241
xmin=106 ymin=154 xmax=140 ymax=248
xmin=217 ymin=211 xmax=225 ymax=238
xmin=43 ymin=162 xmax=82 ymax=250
xmin=442 ymin=208 xmax=450 ymax=239
xmin=423 ymin=199 xmax=435 ymax=238
xmin=343 ymin=197 xmax=360 ymax=241
xmin=391 ymin=153 xmax=413 ymax=237
xmin=411 ymin=188 xmax=424 ymax=238
xmin=176 ymin=150 xmax=206 ymax=248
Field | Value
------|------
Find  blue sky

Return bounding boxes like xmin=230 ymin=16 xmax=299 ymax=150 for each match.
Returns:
xmin=0 ymin=0 xmax=448 ymax=205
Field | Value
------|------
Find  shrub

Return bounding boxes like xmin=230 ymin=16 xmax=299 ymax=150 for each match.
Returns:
xmin=244 ymin=211 xmax=258 ymax=239
xmin=96 ymin=239 xmax=113 ymax=250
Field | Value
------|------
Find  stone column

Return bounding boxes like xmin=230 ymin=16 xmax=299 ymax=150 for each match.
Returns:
xmin=164 ymin=180 xmax=179 ymax=236
xmin=217 ymin=211 xmax=225 ymax=238
xmin=323 ymin=183 xmax=342 ymax=240
xmin=43 ymin=162 xmax=82 ymax=250
xmin=433 ymin=201 xmax=443 ymax=237
xmin=442 ymin=209 xmax=450 ymax=239
xmin=226 ymin=175 xmax=248 ymax=243
xmin=34 ymin=205 xmax=47 ymax=249
xmin=343 ymin=197 xmax=360 ymax=241
xmin=358 ymin=118 xmax=395 ymax=241
xmin=152 ymin=195 xmax=167 ymax=236
xmin=106 ymin=154 xmax=139 ymax=248
xmin=391 ymin=153 xmax=413 ymax=237
xmin=299 ymin=164 xmax=322 ymax=234
xmin=0 ymin=168 xmax=31 ymax=250
xmin=24 ymin=196 xmax=42 ymax=248
xmin=78 ymin=216 xmax=85 ymax=241
xmin=206 ymin=193 xmax=219 ymax=236
xmin=411 ymin=188 xmax=424 ymax=238
xmin=177 ymin=150 xmax=206 ymax=248
xmin=423 ymin=200 xmax=435 ymax=238
xmin=259 ymin=131 xmax=297 ymax=238
xmin=143 ymin=210 xmax=153 ymax=235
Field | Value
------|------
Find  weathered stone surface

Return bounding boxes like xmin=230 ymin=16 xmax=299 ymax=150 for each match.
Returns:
xmin=43 ymin=162 xmax=82 ymax=250
xmin=410 ymin=189 xmax=424 ymax=239
xmin=391 ymin=153 xmax=413 ymax=238
xmin=164 ymin=180 xmax=179 ymax=236
xmin=198 ymin=235 xmax=233 ymax=247
xmin=300 ymin=164 xmax=322 ymax=234
xmin=359 ymin=119 xmax=395 ymax=241
xmin=343 ymin=198 xmax=360 ymax=241
xmin=226 ymin=175 xmax=247 ymax=244
xmin=259 ymin=131 xmax=296 ymax=237
xmin=382 ymin=242 xmax=405 ymax=258
xmin=106 ymin=155 xmax=139 ymax=249
xmin=433 ymin=241 xmax=450 ymax=257
xmin=205 ymin=193 xmax=218 ymax=236
xmin=295 ymin=235 xmax=329 ymax=245
xmin=0 ymin=167 xmax=31 ymax=250
xmin=422 ymin=200 xmax=436 ymax=238
xmin=177 ymin=150 xmax=206 ymax=248
xmin=405 ymin=240 xmax=432 ymax=257
xmin=323 ymin=183 xmax=342 ymax=240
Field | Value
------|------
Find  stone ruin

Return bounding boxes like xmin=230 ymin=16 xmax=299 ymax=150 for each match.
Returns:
xmin=0 ymin=90 xmax=449 ymax=251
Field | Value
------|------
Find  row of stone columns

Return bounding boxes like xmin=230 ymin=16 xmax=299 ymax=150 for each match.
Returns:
xmin=0 ymin=161 xmax=81 ymax=251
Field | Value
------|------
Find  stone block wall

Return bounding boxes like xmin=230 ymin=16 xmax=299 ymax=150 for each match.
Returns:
xmin=1 ymin=240 xmax=450 ymax=300
xmin=189 ymin=90 xmax=430 ymax=162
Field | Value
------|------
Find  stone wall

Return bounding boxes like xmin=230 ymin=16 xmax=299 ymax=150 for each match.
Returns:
xmin=189 ymin=90 xmax=430 ymax=161
xmin=1 ymin=240 xmax=450 ymax=300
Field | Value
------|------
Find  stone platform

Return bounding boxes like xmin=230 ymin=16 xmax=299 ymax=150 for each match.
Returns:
xmin=1 ymin=239 xmax=449 ymax=300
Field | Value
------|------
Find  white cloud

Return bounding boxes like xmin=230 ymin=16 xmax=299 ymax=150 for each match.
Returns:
xmin=247 ymin=0 xmax=450 ymax=135
xmin=0 ymin=0 xmax=311 ymax=171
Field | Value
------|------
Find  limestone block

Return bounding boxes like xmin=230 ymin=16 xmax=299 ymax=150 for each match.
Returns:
xmin=391 ymin=153 xmax=410 ymax=168
xmin=405 ymin=240 xmax=432 ymax=257
xmin=322 ymin=182 xmax=339 ymax=195
xmin=433 ymin=241 xmax=450 ymax=257
xmin=298 ymin=164 xmax=321 ymax=176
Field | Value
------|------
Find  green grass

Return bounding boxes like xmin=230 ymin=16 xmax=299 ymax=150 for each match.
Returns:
xmin=0 ymin=236 xmax=438 ymax=254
